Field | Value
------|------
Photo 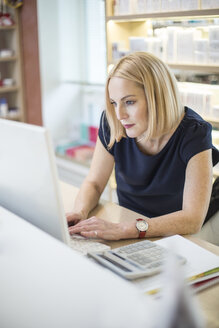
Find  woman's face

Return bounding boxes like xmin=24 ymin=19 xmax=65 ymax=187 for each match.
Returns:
xmin=108 ymin=77 xmax=148 ymax=139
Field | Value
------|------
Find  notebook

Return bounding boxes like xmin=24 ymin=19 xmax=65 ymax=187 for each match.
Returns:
xmin=0 ymin=118 xmax=109 ymax=253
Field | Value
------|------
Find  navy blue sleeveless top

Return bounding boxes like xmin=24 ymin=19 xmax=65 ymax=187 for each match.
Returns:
xmin=98 ymin=107 xmax=219 ymax=218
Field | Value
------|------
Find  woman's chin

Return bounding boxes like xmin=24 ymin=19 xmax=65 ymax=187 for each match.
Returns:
xmin=125 ymin=131 xmax=136 ymax=139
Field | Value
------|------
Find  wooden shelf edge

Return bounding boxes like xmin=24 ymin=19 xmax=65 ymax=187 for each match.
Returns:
xmin=168 ymin=63 xmax=219 ymax=73
xmin=107 ymin=9 xmax=219 ymax=22
xmin=0 ymin=25 xmax=17 ymax=30
xmin=0 ymin=56 xmax=17 ymax=62
xmin=0 ymin=86 xmax=18 ymax=93
xmin=108 ymin=60 xmax=219 ymax=73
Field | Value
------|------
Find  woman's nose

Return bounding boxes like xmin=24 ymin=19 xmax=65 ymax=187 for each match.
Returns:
xmin=116 ymin=104 xmax=128 ymax=121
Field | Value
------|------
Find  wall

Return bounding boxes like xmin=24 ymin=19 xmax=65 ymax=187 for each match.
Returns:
xmin=37 ymin=0 xmax=106 ymax=144
xmin=37 ymin=0 xmax=86 ymax=143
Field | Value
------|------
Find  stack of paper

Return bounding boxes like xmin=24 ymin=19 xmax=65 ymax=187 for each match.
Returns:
xmin=132 ymin=235 xmax=219 ymax=295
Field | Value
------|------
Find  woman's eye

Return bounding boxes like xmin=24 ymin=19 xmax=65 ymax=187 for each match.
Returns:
xmin=126 ymin=100 xmax=135 ymax=105
xmin=110 ymin=101 xmax=116 ymax=107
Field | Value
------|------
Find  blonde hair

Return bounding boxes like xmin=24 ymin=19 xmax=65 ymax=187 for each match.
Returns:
xmin=105 ymin=52 xmax=183 ymax=148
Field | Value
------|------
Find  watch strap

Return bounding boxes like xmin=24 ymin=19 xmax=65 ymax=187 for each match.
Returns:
xmin=139 ymin=230 xmax=146 ymax=238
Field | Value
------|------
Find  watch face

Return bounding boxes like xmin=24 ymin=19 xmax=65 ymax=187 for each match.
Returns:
xmin=136 ymin=220 xmax=148 ymax=232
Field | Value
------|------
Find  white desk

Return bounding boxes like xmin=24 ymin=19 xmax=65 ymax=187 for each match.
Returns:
xmin=0 ymin=206 xmax=159 ymax=328
xmin=60 ymin=181 xmax=219 ymax=328
xmin=0 ymin=181 xmax=218 ymax=328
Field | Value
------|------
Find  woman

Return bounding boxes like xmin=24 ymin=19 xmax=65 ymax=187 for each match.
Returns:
xmin=67 ymin=52 xmax=219 ymax=240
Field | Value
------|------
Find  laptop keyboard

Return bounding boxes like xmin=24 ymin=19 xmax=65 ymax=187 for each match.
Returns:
xmin=69 ymin=234 xmax=111 ymax=255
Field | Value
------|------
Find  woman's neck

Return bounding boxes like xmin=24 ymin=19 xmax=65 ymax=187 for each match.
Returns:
xmin=136 ymin=112 xmax=185 ymax=156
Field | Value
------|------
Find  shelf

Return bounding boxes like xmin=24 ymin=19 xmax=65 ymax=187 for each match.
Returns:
xmin=0 ymin=25 xmax=16 ymax=30
xmin=0 ymin=113 xmax=21 ymax=121
xmin=107 ymin=9 xmax=219 ymax=22
xmin=0 ymin=56 xmax=17 ymax=62
xmin=168 ymin=63 xmax=219 ymax=73
xmin=56 ymin=153 xmax=91 ymax=168
xmin=108 ymin=60 xmax=219 ymax=73
xmin=0 ymin=86 xmax=18 ymax=93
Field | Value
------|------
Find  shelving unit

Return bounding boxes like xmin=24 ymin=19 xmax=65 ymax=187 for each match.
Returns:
xmin=106 ymin=1 xmax=219 ymax=179
xmin=0 ymin=7 xmax=25 ymax=122
xmin=105 ymin=6 xmax=219 ymax=66
xmin=105 ymin=6 xmax=219 ymax=113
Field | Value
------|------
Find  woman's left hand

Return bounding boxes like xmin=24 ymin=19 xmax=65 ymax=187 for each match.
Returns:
xmin=68 ymin=216 xmax=136 ymax=240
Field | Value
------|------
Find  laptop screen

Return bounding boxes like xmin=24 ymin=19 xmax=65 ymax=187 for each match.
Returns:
xmin=0 ymin=119 xmax=69 ymax=244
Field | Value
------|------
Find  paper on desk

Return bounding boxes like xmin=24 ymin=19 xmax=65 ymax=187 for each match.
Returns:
xmin=152 ymin=249 xmax=205 ymax=328
xmin=132 ymin=235 xmax=219 ymax=294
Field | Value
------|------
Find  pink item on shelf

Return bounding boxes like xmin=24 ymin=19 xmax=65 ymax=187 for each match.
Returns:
xmin=66 ymin=145 xmax=95 ymax=161
xmin=89 ymin=126 xmax=99 ymax=143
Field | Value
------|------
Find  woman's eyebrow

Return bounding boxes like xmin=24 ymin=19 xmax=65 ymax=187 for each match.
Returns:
xmin=110 ymin=95 xmax=136 ymax=102
xmin=121 ymin=95 xmax=136 ymax=100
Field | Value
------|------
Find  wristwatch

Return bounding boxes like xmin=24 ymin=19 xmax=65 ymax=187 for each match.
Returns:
xmin=136 ymin=218 xmax=149 ymax=238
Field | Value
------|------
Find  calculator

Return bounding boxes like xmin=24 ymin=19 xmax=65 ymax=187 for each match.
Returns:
xmin=88 ymin=239 xmax=186 ymax=280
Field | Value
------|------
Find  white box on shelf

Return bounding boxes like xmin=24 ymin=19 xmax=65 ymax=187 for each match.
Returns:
xmin=145 ymin=0 xmax=161 ymax=13
xmin=201 ymin=0 xmax=219 ymax=9
xmin=176 ymin=29 xmax=195 ymax=63
xmin=117 ymin=0 xmax=132 ymax=15
xmin=194 ymin=39 xmax=209 ymax=52
xmin=209 ymin=51 xmax=219 ymax=64
xmin=209 ymin=26 xmax=219 ymax=41
xmin=166 ymin=26 xmax=178 ymax=63
xmin=194 ymin=51 xmax=208 ymax=64
xmin=209 ymin=40 xmax=219 ymax=52
xmin=144 ymin=37 xmax=162 ymax=57
xmin=136 ymin=0 xmax=146 ymax=13
xmin=181 ymin=0 xmax=200 ymax=10
xmin=179 ymin=82 xmax=215 ymax=117
xmin=161 ymin=0 xmax=181 ymax=12
xmin=129 ymin=37 xmax=147 ymax=52
xmin=154 ymin=27 xmax=168 ymax=61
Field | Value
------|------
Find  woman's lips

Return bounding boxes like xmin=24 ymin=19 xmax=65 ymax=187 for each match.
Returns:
xmin=123 ymin=124 xmax=135 ymax=129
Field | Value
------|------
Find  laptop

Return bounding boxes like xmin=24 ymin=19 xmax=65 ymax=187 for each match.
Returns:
xmin=0 ymin=118 xmax=70 ymax=244
xmin=0 ymin=118 xmax=111 ymax=255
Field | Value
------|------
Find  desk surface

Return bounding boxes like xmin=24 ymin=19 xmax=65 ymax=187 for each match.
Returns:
xmin=60 ymin=181 xmax=219 ymax=328
xmin=1 ymin=206 xmax=159 ymax=328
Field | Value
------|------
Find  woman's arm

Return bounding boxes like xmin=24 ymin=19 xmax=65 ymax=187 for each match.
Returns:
xmin=69 ymin=149 xmax=213 ymax=240
xmin=67 ymin=137 xmax=114 ymax=227
xmin=145 ymin=149 xmax=212 ymax=237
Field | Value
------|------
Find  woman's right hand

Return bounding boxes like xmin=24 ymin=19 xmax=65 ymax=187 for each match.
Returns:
xmin=66 ymin=212 xmax=86 ymax=227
